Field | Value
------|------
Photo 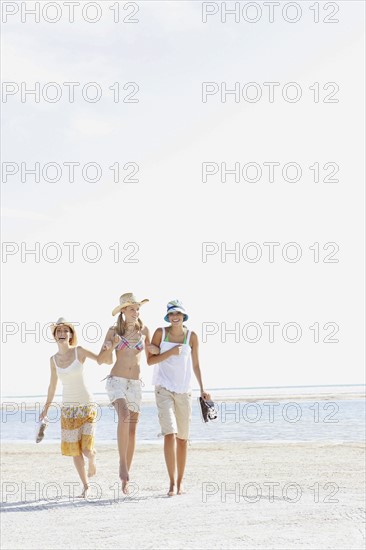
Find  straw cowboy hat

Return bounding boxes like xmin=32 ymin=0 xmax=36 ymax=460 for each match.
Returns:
xmin=112 ymin=293 xmax=149 ymax=316
xmin=164 ymin=299 xmax=189 ymax=323
xmin=51 ymin=317 xmax=78 ymax=346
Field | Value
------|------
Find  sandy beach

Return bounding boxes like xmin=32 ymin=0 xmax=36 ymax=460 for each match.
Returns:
xmin=1 ymin=440 xmax=364 ymax=550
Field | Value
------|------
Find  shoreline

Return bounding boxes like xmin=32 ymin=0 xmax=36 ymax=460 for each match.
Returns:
xmin=2 ymin=438 xmax=364 ymax=446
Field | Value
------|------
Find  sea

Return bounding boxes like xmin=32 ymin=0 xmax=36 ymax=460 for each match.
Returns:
xmin=1 ymin=385 xmax=365 ymax=444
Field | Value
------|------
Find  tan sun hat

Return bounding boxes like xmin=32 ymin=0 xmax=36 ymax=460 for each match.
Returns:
xmin=112 ymin=293 xmax=149 ymax=316
xmin=51 ymin=317 xmax=78 ymax=346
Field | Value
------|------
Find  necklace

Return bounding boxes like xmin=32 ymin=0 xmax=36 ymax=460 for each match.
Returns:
xmin=124 ymin=330 xmax=141 ymax=340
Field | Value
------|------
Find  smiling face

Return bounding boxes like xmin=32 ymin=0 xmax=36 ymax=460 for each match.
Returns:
xmin=54 ymin=325 xmax=73 ymax=344
xmin=168 ymin=311 xmax=184 ymax=325
xmin=123 ymin=304 xmax=140 ymax=323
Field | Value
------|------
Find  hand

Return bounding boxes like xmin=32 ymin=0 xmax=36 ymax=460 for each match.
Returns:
xmin=102 ymin=340 xmax=113 ymax=351
xmin=113 ymin=334 xmax=122 ymax=347
xmin=170 ymin=345 xmax=182 ymax=356
xmin=103 ymin=334 xmax=121 ymax=351
xmin=39 ymin=409 xmax=47 ymax=421
xmin=200 ymin=391 xmax=211 ymax=401
xmin=147 ymin=344 xmax=160 ymax=355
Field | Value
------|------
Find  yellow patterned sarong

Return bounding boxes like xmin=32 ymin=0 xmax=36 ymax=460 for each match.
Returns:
xmin=61 ymin=404 xmax=97 ymax=456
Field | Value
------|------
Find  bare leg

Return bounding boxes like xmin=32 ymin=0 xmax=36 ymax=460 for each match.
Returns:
xmin=176 ymin=437 xmax=188 ymax=494
xmin=113 ymin=398 xmax=130 ymax=494
xmin=164 ymin=434 xmax=176 ymax=496
xmin=73 ymin=455 xmax=89 ymax=497
xmin=127 ymin=412 xmax=139 ymax=471
xmin=83 ymin=448 xmax=96 ymax=477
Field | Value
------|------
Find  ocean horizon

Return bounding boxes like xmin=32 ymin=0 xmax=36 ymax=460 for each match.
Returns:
xmin=1 ymin=383 xmax=365 ymax=404
xmin=1 ymin=384 xmax=365 ymax=445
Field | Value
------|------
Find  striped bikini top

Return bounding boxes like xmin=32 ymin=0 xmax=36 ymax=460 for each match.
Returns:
xmin=115 ymin=333 xmax=144 ymax=352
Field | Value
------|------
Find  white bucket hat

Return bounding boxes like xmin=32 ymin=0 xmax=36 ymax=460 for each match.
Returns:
xmin=164 ymin=300 xmax=188 ymax=323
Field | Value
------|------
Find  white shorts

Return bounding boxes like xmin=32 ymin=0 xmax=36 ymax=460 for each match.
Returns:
xmin=105 ymin=376 xmax=142 ymax=413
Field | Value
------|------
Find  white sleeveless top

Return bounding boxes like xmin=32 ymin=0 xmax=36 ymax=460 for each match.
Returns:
xmin=152 ymin=327 xmax=192 ymax=394
xmin=53 ymin=348 xmax=93 ymax=406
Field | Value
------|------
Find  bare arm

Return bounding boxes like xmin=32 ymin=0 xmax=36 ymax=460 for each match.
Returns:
xmin=77 ymin=346 xmax=99 ymax=364
xmin=147 ymin=328 xmax=182 ymax=366
xmin=191 ymin=332 xmax=211 ymax=400
xmin=97 ymin=328 xmax=116 ymax=365
xmin=40 ymin=358 xmax=58 ymax=420
xmin=142 ymin=326 xmax=159 ymax=362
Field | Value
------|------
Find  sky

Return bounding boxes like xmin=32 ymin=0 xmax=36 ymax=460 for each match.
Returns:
xmin=1 ymin=0 xmax=365 ymax=398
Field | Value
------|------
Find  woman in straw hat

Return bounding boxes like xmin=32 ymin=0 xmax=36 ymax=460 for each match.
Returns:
xmin=148 ymin=300 xmax=211 ymax=496
xmin=98 ymin=293 xmax=159 ymax=493
xmin=40 ymin=318 xmax=101 ymax=498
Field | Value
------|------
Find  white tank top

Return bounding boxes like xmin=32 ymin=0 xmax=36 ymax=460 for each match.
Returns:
xmin=53 ymin=348 xmax=93 ymax=406
xmin=152 ymin=327 xmax=192 ymax=393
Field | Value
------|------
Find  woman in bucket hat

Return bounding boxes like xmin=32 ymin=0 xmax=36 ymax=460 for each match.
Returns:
xmin=148 ymin=300 xmax=211 ymax=496
xmin=98 ymin=293 xmax=159 ymax=493
xmin=40 ymin=318 xmax=101 ymax=498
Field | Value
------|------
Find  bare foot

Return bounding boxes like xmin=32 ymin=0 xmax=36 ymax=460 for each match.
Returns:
xmin=77 ymin=485 xmax=89 ymax=498
xmin=119 ymin=463 xmax=129 ymax=494
xmin=88 ymin=451 xmax=97 ymax=477
xmin=177 ymin=484 xmax=186 ymax=495
xmin=167 ymin=483 xmax=175 ymax=497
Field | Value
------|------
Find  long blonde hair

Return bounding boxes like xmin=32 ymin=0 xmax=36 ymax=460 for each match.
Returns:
xmin=115 ymin=312 xmax=144 ymax=336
